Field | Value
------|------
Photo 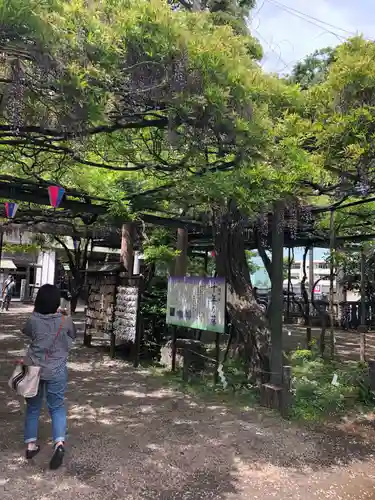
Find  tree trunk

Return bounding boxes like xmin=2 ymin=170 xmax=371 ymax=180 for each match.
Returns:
xmin=70 ymin=268 xmax=83 ymax=313
xmin=120 ymin=223 xmax=135 ymax=276
xmin=70 ymin=293 xmax=79 ymax=314
xmin=257 ymin=243 xmax=272 ymax=279
xmin=213 ymin=202 xmax=270 ymax=379
xmin=174 ymin=227 xmax=188 ymax=276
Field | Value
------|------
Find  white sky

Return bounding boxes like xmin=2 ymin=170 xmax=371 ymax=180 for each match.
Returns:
xmin=250 ymin=0 xmax=375 ymax=74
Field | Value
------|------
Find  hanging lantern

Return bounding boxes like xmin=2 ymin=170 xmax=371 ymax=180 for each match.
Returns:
xmin=5 ymin=202 xmax=18 ymax=219
xmin=48 ymin=185 xmax=65 ymax=208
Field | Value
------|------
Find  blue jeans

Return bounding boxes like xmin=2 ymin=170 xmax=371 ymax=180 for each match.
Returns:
xmin=24 ymin=369 xmax=67 ymax=444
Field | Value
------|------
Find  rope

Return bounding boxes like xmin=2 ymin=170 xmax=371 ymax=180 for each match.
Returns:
xmin=142 ymin=338 xmax=285 ymax=388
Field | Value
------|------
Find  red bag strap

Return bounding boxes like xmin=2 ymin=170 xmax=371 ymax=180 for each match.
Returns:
xmin=45 ymin=315 xmax=65 ymax=361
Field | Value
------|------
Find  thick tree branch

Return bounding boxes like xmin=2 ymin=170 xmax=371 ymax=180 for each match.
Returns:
xmin=0 ymin=117 xmax=168 ymax=141
xmin=257 ymin=243 xmax=272 ymax=280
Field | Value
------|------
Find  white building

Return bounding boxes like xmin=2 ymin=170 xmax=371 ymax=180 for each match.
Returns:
xmin=0 ymin=228 xmax=56 ymax=300
xmin=0 ymin=227 xmax=122 ymax=300
xmin=284 ymin=259 xmax=358 ymax=301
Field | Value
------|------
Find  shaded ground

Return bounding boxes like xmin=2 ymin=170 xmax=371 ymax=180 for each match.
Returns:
xmin=283 ymin=324 xmax=375 ymax=361
xmin=1 ymin=307 xmax=375 ymax=499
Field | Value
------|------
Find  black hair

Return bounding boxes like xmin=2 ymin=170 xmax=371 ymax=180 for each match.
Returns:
xmin=34 ymin=284 xmax=61 ymax=315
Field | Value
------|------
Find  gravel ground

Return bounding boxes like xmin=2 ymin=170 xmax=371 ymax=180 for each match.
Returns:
xmin=1 ymin=307 xmax=375 ymax=499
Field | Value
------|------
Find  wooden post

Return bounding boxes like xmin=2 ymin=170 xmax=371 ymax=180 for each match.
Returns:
xmin=306 ymin=246 xmax=314 ymax=348
xmin=133 ymin=317 xmax=143 ymax=368
xmin=83 ymin=315 xmax=90 ymax=347
xmin=281 ymin=365 xmax=292 ymax=417
xmin=133 ymin=283 xmax=143 ymax=368
xmin=359 ymin=248 xmax=367 ymax=362
xmin=84 ymin=292 xmax=92 ymax=348
xmin=270 ymin=200 xmax=284 ymax=386
xmin=174 ymin=227 xmax=188 ymax=277
xmin=309 ymin=247 xmax=314 ymax=301
xmin=360 ymin=248 xmax=367 ymax=328
xmin=336 ymin=265 xmax=345 ymax=324
xmin=182 ymin=343 xmax=190 ymax=382
xmin=286 ymin=247 xmax=292 ymax=322
xmin=360 ymin=330 xmax=366 ymax=362
xmin=171 ymin=326 xmax=178 ymax=372
xmin=203 ymin=250 xmax=208 ymax=276
xmin=109 ymin=326 xmax=116 ymax=358
xmin=329 ymin=210 xmax=335 ymax=359
xmin=120 ymin=223 xmax=134 ymax=277
xmin=110 ymin=271 xmax=120 ymax=359
xmin=368 ymin=360 xmax=375 ymax=391
xmin=25 ymin=266 xmax=31 ymax=302
xmin=0 ymin=229 xmax=3 ymax=273
xmin=214 ymin=331 xmax=220 ymax=385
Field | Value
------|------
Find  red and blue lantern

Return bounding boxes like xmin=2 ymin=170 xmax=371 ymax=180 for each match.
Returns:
xmin=48 ymin=185 xmax=65 ymax=208
xmin=5 ymin=202 xmax=18 ymax=219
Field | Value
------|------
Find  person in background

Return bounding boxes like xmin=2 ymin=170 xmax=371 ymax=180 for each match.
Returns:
xmin=1 ymin=274 xmax=15 ymax=312
xmin=59 ymin=273 xmax=72 ymax=316
xmin=19 ymin=284 xmax=76 ymax=470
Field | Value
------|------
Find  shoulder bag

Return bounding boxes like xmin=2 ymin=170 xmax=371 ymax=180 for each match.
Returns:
xmin=8 ymin=316 xmax=65 ymax=398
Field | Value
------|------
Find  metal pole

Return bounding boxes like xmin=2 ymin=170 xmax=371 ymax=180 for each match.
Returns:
xmin=329 ymin=210 xmax=335 ymax=359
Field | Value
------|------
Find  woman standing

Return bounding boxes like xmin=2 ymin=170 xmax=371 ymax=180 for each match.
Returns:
xmin=58 ymin=273 xmax=72 ymax=316
xmin=19 ymin=284 xmax=76 ymax=469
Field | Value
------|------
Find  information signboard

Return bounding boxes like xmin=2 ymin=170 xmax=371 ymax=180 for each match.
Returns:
xmin=166 ymin=277 xmax=225 ymax=333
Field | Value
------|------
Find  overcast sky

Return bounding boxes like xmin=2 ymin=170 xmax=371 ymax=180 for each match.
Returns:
xmin=250 ymin=0 xmax=375 ymax=74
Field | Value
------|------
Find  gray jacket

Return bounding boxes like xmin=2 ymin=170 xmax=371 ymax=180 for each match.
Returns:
xmin=22 ymin=312 xmax=76 ymax=380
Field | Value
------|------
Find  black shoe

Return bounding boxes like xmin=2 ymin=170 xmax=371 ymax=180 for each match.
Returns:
xmin=49 ymin=444 xmax=65 ymax=470
xmin=26 ymin=445 xmax=40 ymax=460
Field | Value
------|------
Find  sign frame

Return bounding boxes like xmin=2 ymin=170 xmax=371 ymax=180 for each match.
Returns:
xmin=166 ymin=276 xmax=226 ymax=333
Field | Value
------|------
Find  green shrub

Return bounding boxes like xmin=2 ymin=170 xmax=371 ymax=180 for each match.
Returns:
xmin=291 ymin=353 xmax=375 ymax=421
xmin=140 ymin=276 xmax=168 ymax=359
xmin=290 ymin=349 xmax=313 ymax=364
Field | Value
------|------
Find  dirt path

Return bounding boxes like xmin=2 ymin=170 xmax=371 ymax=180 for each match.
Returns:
xmin=1 ymin=308 xmax=375 ymax=499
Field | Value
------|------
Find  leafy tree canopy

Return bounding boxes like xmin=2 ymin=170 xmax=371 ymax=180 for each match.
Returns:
xmin=289 ymin=47 xmax=336 ymax=90
xmin=0 ymin=0 xmax=314 ymax=222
